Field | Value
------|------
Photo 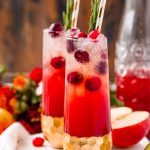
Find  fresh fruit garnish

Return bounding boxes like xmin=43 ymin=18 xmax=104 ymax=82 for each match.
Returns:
xmin=49 ymin=23 xmax=64 ymax=32
xmin=111 ymin=108 xmax=150 ymax=148
xmin=50 ymin=56 xmax=65 ymax=69
xmin=77 ymin=32 xmax=87 ymax=38
xmin=0 ymin=108 xmax=14 ymax=134
xmin=32 ymin=137 xmax=44 ymax=147
xmin=88 ymin=30 xmax=100 ymax=39
xmin=67 ymin=38 xmax=77 ymax=53
xmin=85 ymin=76 xmax=101 ymax=91
xmin=49 ymin=23 xmax=64 ymax=37
xmin=67 ymin=72 xmax=83 ymax=84
xmin=111 ymin=107 xmax=132 ymax=123
xmin=29 ymin=67 xmax=42 ymax=84
xmin=95 ymin=61 xmax=107 ymax=74
xmin=74 ymin=50 xmax=89 ymax=63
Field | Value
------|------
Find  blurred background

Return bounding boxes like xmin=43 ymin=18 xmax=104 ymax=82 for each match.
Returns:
xmin=0 ymin=0 xmax=125 ymax=81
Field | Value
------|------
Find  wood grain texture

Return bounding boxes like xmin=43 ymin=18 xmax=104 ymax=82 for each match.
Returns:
xmin=0 ymin=0 xmax=124 ymax=81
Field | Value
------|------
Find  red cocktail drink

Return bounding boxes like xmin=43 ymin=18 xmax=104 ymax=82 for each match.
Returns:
xmin=64 ymin=33 xmax=111 ymax=149
xmin=41 ymin=23 xmax=65 ymax=148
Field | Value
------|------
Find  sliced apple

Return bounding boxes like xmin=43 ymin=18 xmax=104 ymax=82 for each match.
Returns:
xmin=112 ymin=111 xmax=150 ymax=148
xmin=111 ymin=107 xmax=132 ymax=123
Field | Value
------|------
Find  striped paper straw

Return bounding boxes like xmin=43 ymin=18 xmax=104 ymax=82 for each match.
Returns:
xmin=96 ymin=0 xmax=107 ymax=32
xmin=71 ymin=0 xmax=80 ymax=28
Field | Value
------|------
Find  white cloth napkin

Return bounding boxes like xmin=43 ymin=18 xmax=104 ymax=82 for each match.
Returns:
xmin=0 ymin=122 xmax=30 ymax=150
xmin=36 ymin=82 xmax=42 ymax=96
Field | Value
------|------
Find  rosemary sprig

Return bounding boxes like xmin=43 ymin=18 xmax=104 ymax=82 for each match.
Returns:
xmin=63 ymin=0 xmax=74 ymax=30
xmin=88 ymin=0 xmax=100 ymax=32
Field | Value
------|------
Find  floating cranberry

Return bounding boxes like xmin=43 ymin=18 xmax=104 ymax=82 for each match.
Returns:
xmin=95 ymin=61 xmax=107 ymax=74
xmin=67 ymin=72 xmax=83 ymax=84
xmin=67 ymin=38 xmax=77 ymax=53
xmin=50 ymin=56 xmax=65 ymax=69
xmin=85 ymin=76 xmax=101 ymax=91
xmin=88 ymin=30 xmax=100 ymax=39
xmin=74 ymin=50 xmax=89 ymax=63
xmin=101 ymin=51 xmax=108 ymax=59
xmin=49 ymin=23 xmax=64 ymax=37
xmin=77 ymin=32 xmax=87 ymax=38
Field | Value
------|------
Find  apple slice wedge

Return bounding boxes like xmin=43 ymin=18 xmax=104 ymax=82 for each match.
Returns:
xmin=112 ymin=111 xmax=150 ymax=148
xmin=111 ymin=107 xmax=133 ymax=123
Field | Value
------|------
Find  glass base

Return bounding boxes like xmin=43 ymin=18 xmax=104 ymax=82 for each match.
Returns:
xmin=41 ymin=114 xmax=64 ymax=148
xmin=63 ymin=132 xmax=112 ymax=150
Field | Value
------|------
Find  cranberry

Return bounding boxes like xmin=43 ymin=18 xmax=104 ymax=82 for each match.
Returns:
xmin=49 ymin=32 xmax=60 ymax=37
xmin=49 ymin=23 xmax=64 ymax=37
xmin=32 ymin=137 xmax=44 ymax=147
xmin=70 ymin=28 xmax=78 ymax=32
xmin=101 ymin=51 xmax=108 ymax=59
xmin=74 ymin=50 xmax=90 ymax=63
xmin=77 ymin=32 xmax=87 ymax=38
xmin=67 ymin=38 xmax=77 ymax=53
xmin=88 ymin=30 xmax=100 ymax=39
xmin=68 ymin=28 xmax=80 ymax=37
xmin=50 ymin=56 xmax=65 ymax=69
xmin=67 ymin=72 xmax=83 ymax=84
xmin=95 ymin=61 xmax=107 ymax=74
xmin=49 ymin=23 xmax=64 ymax=32
xmin=85 ymin=76 xmax=101 ymax=91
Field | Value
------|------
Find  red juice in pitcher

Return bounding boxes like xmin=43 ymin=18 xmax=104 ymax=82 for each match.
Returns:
xmin=116 ymin=70 xmax=150 ymax=112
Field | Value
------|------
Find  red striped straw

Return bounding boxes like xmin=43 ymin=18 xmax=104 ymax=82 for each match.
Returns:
xmin=71 ymin=0 xmax=80 ymax=28
xmin=96 ymin=0 xmax=107 ymax=32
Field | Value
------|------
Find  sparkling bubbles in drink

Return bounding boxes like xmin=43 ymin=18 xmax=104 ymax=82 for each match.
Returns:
xmin=116 ymin=70 xmax=150 ymax=112
xmin=64 ymin=30 xmax=112 ymax=149
xmin=41 ymin=23 xmax=66 ymax=148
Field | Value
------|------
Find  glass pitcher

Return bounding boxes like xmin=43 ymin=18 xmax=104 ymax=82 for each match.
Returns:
xmin=115 ymin=0 xmax=150 ymax=112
